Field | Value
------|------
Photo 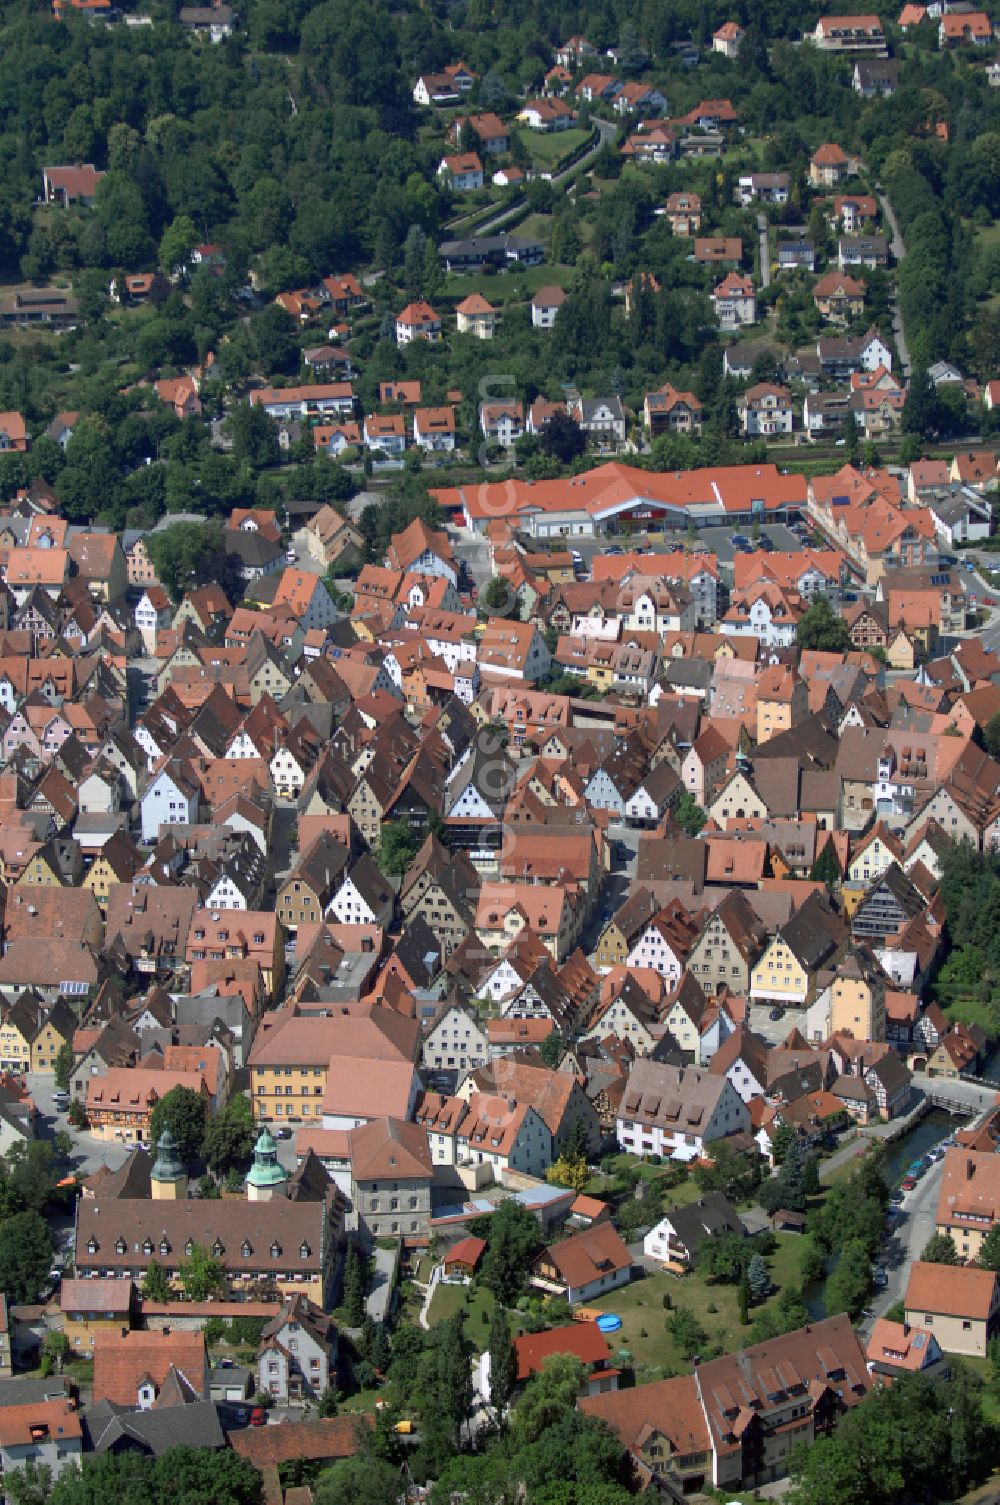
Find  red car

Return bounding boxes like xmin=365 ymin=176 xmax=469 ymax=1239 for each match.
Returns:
xmin=901 ymin=1177 xmax=916 ymax=1192
xmin=250 ymin=1407 xmax=267 ymax=1427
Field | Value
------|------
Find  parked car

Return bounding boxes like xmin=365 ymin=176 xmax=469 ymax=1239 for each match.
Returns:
xmin=873 ymin=1268 xmax=888 ymax=1290
xmin=901 ymin=1176 xmax=916 ymax=1192
xmin=769 ymin=1007 xmax=785 ymax=1022
xmin=250 ymin=1407 xmax=267 ymax=1427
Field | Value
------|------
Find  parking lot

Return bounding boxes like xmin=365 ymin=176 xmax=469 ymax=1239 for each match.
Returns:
xmin=696 ymin=521 xmax=805 ymax=566
xmin=457 ymin=520 xmax=812 ymax=580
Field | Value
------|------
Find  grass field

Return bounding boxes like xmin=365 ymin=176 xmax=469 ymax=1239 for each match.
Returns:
xmin=427 ymin=1279 xmax=498 ymax=1348
xmin=515 ymin=125 xmax=591 ymax=170
xmin=943 ymin=996 xmax=998 ymax=1036
xmin=583 ymin=1160 xmax=710 ymax=1206
xmin=973 ymin=221 xmax=1000 ymax=252
xmin=341 ymin=1386 xmax=383 ymax=1414
xmin=442 ymin=263 xmax=576 ymax=306
xmin=605 ymin=1232 xmax=817 ymax=1382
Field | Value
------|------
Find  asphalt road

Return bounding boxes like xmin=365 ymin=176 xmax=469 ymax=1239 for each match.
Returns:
xmin=465 ymin=117 xmax=619 ymax=238
xmin=29 ymin=1070 xmax=303 ymax=1186
xmin=871 ymin=1155 xmax=945 ymax=1319
xmin=878 ymin=192 xmax=911 ymax=380
xmin=757 ymin=213 xmax=771 ymax=291
xmin=452 ymin=530 xmax=492 ymax=587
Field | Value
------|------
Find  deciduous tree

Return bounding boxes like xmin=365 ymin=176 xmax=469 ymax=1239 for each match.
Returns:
xmin=149 ymin=1085 xmax=207 ymax=1163
xmin=178 ymin=1242 xmax=227 ymax=1302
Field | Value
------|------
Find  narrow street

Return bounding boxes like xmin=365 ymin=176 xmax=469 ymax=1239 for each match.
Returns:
xmin=462 ymin=118 xmax=619 ymax=238
xmin=872 ymin=1158 xmax=946 ymax=1320
xmin=878 ymin=191 xmax=912 ymax=379
xmin=757 ymin=213 xmax=771 ymax=290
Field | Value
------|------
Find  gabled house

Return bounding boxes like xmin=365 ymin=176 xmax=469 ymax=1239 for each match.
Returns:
xmin=258 ymin=1296 xmax=338 ymax=1403
xmin=530 ymin=1222 xmax=632 ymax=1305
xmin=617 ymin=1058 xmax=750 ymax=1160
xmin=750 ymin=892 xmax=846 ymax=1007
xmin=329 ymin=856 xmax=394 ymax=928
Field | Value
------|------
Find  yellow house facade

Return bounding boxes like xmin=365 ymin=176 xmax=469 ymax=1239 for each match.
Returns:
xmin=750 ymin=936 xmax=811 ymax=1007
xmin=84 ymin=855 xmax=120 ymax=911
xmin=709 ymin=771 xmax=768 ymax=830
xmin=250 ymin=1062 xmax=329 ymax=1123
xmin=830 ymin=966 xmax=885 ymax=1043
xmin=60 ymin=1278 xmax=134 ymax=1355
xmin=17 ymin=852 xmax=67 ymax=887
xmin=663 ymin=997 xmax=701 ymax=1053
xmin=756 ymin=678 xmax=808 ymax=745
xmin=30 ymin=1011 xmax=74 ymax=1073
xmin=595 ymin=920 xmax=630 ymax=971
xmin=0 ymin=1016 xmax=31 ymax=1073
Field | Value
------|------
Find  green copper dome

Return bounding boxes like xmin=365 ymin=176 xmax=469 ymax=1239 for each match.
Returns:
xmin=151 ymin=1128 xmax=185 ymax=1183
xmin=246 ymin=1127 xmax=287 ymax=1188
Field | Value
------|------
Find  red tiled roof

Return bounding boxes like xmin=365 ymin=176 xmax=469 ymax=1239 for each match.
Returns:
xmin=513 ymin=1322 xmax=611 ymax=1381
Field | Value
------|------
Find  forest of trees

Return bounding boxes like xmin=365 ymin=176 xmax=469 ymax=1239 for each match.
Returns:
xmin=0 ymin=0 xmax=995 ymax=534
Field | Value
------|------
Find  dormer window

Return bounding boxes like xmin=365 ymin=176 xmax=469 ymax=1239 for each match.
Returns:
xmin=185 ymin=1239 xmax=195 ymax=1255
xmin=159 ymin=1238 xmax=171 ymax=1256
xmin=211 ymin=1239 xmax=224 ymax=1256
xmin=87 ymin=1237 xmax=98 ymax=1255
xmin=241 ymin=1240 xmax=253 ymax=1258
xmin=115 ymin=1237 xmax=127 ymax=1255
xmin=143 ymin=1239 xmax=153 ymax=1256
xmin=299 ymin=1242 xmax=310 ymax=1259
xmin=271 ymin=1241 xmax=282 ymax=1258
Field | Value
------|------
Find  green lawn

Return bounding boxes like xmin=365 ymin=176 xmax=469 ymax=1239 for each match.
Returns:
xmin=954 ymin=1356 xmax=1000 ymax=1425
xmin=515 ymin=125 xmax=591 ymax=169
xmin=340 ymin=1386 xmax=384 ymax=1414
xmin=442 ymin=263 xmax=576 ymax=306
xmin=973 ymin=221 xmax=1000 ymax=252
xmin=605 ymin=1233 xmax=819 ymax=1383
xmin=427 ymin=1280 xmax=497 ymax=1348
xmin=583 ymin=1160 xmax=708 ymax=1206
xmin=943 ymin=996 xmax=998 ymax=1036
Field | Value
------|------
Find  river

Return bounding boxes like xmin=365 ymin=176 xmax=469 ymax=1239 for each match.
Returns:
xmin=803 ymin=1107 xmax=961 ymax=1320
xmin=881 ymin=1107 xmax=958 ymax=1185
